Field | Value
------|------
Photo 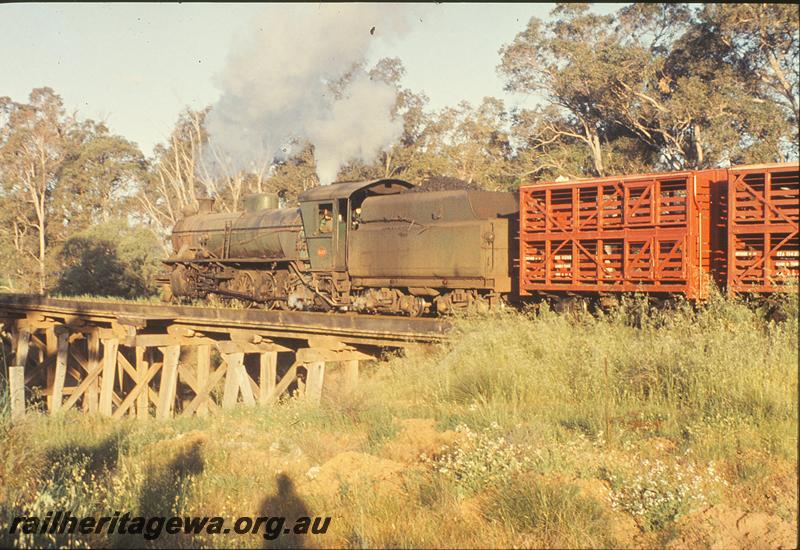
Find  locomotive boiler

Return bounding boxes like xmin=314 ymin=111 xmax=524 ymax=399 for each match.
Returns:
xmin=164 ymin=178 xmax=519 ymax=316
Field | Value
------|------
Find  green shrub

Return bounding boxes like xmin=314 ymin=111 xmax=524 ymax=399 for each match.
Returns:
xmin=486 ymin=473 xmax=616 ymax=547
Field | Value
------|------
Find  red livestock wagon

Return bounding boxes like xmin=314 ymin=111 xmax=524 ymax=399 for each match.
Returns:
xmin=724 ymin=163 xmax=799 ymax=293
xmin=519 ymin=163 xmax=799 ymax=299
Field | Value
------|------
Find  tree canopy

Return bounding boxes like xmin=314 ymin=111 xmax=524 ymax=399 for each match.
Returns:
xmin=498 ymin=3 xmax=797 ymax=178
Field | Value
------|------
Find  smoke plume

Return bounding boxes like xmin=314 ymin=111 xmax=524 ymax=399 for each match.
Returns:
xmin=205 ymin=4 xmax=417 ymax=185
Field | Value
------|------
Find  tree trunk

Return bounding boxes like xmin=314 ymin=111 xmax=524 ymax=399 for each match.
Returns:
xmin=590 ymin=132 xmax=605 ymax=177
xmin=383 ymin=151 xmax=393 ymax=177
xmin=692 ymin=123 xmax=704 ymax=168
xmin=37 ymin=223 xmax=46 ymax=294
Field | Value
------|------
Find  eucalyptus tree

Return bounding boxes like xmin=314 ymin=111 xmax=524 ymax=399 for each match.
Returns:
xmin=499 ymin=3 xmax=798 ymax=181
xmin=0 ymin=88 xmax=71 ymax=293
xmin=0 ymin=88 xmax=147 ymax=292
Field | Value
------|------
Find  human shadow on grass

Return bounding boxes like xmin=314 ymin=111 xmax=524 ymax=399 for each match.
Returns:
xmin=260 ymin=473 xmax=314 ymax=549
xmin=113 ymin=439 xmax=205 ymax=549
xmin=0 ymin=432 xmax=124 ymax=548
xmin=44 ymin=431 xmax=124 ymax=481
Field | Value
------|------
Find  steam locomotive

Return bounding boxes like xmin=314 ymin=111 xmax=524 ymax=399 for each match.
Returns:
xmin=164 ymin=179 xmax=519 ymax=315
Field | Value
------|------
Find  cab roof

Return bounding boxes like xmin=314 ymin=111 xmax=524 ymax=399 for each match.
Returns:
xmin=298 ymin=178 xmax=414 ymax=202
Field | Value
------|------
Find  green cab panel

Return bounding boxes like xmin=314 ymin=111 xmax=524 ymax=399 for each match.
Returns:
xmin=297 ymin=178 xmax=416 ymax=271
xmin=299 ymin=201 xmax=335 ymax=270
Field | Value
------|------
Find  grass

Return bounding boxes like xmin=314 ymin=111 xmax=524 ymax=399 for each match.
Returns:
xmin=485 ymin=475 xmax=617 ymax=547
xmin=0 ymin=292 xmax=797 ymax=548
xmin=4 ymin=292 xmax=266 ymax=311
xmin=0 ymin=291 xmax=163 ymax=305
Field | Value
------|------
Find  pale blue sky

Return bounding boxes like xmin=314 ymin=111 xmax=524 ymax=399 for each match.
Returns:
xmin=0 ymin=3 xmax=623 ymax=156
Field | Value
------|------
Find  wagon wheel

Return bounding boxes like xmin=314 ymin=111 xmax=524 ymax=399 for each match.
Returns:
xmin=230 ymin=272 xmax=258 ymax=309
xmin=257 ymin=273 xmax=280 ymax=310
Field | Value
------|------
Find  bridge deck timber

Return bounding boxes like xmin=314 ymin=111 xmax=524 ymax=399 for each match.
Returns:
xmin=0 ymin=294 xmax=451 ymax=421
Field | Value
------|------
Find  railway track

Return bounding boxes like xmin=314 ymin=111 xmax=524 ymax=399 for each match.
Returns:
xmin=0 ymin=293 xmax=451 ymax=347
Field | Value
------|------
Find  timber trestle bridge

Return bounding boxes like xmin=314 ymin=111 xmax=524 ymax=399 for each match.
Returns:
xmin=0 ymin=294 xmax=450 ymax=420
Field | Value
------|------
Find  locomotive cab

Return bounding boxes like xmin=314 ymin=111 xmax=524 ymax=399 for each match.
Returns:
xmin=298 ymin=179 xmax=415 ymax=272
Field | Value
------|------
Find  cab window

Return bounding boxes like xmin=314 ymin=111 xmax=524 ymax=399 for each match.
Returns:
xmin=317 ymin=203 xmax=333 ymax=234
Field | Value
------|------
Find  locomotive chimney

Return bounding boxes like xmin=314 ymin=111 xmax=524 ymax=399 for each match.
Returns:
xmin=197 ymin=198 xmax=215 ymax=214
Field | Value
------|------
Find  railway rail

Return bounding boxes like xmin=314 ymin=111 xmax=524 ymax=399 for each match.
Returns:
xmin=0 ymin=294 xmax=451 ymax=421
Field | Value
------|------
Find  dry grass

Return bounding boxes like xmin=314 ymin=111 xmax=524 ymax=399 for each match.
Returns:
xmin=0 ymin=293 xmax=797 ymax=548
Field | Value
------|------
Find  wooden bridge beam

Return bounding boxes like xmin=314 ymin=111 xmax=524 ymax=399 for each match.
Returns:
xmin=196 ymin=345 xmax=210 ymax=416
xmin=62 ymin=353 xmax=105 ymax=413
xmin=135 ymin=347 xmax=149 ymax=418
xmin=51 ymin=329 xmax=69 ymax=413
xmin=305 ymin=361 xmax=325 ymax=403
xmin=45 ymin=328 xmax=57 ymax=410
xmin=85 ymin=331 xmax=100 ymax=413
xmin=221 ymin=352 xmax=255 ymax=408
xmin=99 ymin=339 xmax=119 ymax=416
xmin=259 ymin=352 xmax=277 ymax=405
xmin=8 ymin=326 xmax=31 ymax=420
xmin=156 ymin=345 xmax=180 ymax=419
xmin=111 ymin=358 xmax=162 ymax=420
xmin=181 ymin=361 xmax=228 ymax=416
xmin=342 ymin=359 xmax=359 ymax=393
